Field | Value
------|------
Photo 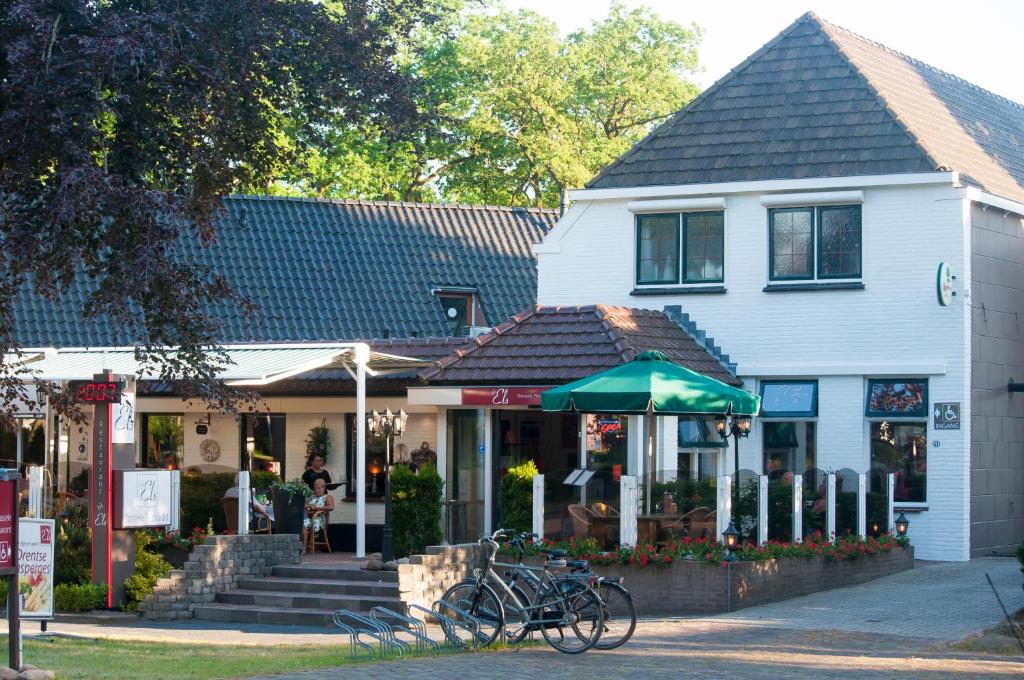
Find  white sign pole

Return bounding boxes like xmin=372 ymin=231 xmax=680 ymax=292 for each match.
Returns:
xmin=857 ymin=473 xmax=867 ymax=538
xmin=619 ymin=476 xmax=638 ymax=547
xmin=826 ymin=473 xmax=837 ymax=541
xmin=532 ymin=474 xmax=544 ymax=540
xmin=792 ymin=474 xmax=803 ymax=543
xmin=758 ymin=475 xmax=769 ymax=545
xmin=238 ymin=471 xmax=250 ymax=536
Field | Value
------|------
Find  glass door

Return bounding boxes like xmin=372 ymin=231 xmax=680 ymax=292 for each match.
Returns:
xmin=447 ymin=410 xmax=484 ymax=543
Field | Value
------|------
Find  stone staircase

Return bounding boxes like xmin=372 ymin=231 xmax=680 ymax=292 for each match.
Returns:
xmin=192 ymin=562 xmax=403 ymax=627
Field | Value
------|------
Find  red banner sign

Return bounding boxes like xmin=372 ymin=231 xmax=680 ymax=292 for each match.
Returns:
xmin=0 ymin=481 xmax=15 ymax=571
xmin=461 ymin=387 xmax=549 ymax=407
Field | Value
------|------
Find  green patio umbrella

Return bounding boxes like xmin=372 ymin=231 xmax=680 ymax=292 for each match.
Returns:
xmin=541 ymin=350 xmax=760 ymax=516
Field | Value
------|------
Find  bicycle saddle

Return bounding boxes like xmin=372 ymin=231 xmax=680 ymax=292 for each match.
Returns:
xmin=539 ymin=547 xmax=567 ymax=558
xmin=566 ymin=559 xmax=589 ymax=570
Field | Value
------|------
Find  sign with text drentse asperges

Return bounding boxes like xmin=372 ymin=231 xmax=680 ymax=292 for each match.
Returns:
xmin=18 ymin=519 xmax=54 ymax=620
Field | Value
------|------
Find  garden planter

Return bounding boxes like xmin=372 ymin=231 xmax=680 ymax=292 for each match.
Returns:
xmin=273 ymin=489 xmax=306 ymax=535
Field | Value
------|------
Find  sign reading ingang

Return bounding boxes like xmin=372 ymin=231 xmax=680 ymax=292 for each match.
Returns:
xmin=933 ymin=402 xmax=961 ymax=430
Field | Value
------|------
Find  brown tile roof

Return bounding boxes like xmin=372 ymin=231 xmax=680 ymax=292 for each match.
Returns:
xmin=587 ymin=13 xmax=1024 ymax=203
xmin=418 ymin=305 xmax=740 ymax=386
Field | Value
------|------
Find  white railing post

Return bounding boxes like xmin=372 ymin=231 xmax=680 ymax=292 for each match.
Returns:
xmin=169 ymin=470 xmax=181 ymax=531
xmin=689 ymin=452 xmax=699 ymax=480
xmin=826 ymin=473 xmax=837 ymax=541
xmin=532 ymin=474 xmax=544 ymax=540
xmin=887 ymin=473 xmax=895 ymax=533
xmin=238 ymin=470 xmax=250 ymax=536
xmin=758 ymin=475 xmax=769 ymax=545
xmin=857 ymin=473 xmax=867 ymax=538
xmin=620 ymin=475 xmax=638 ymax=547
xmin=792 ymin=474 xmax=803 ymax=543
xmin=716 ymin=474 xmax=732 ymax=541
xmin=28 ymin=465 xmax=44 ymax=518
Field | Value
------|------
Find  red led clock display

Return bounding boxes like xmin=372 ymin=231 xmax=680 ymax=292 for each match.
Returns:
xmin=67 ymin=380 xmax=124 ymax=404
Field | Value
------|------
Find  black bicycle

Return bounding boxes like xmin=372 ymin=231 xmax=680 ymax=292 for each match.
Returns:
xmin=505 ymin=533 xmax=637 ymax=650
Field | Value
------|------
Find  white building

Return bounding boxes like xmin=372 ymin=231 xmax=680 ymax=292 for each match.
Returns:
xmin=534 ymin=13 xmax=1024 ymax=561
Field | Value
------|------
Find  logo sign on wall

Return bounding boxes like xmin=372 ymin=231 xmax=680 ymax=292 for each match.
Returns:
xmin=933 ymin=402 xmax=961 ymax=430
xmin=936 ymin=262 xmax=955 ymax=306
xmin=18 ymin=518 xmax=55 ymax=620
xmin=112 ymin=385 xmax=136 ymax=445
xmin=461 ymin=387 xmax=550 ymax=406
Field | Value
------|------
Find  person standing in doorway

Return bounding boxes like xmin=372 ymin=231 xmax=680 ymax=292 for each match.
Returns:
xmin=302 ymin=453 xmax=332 ymax=489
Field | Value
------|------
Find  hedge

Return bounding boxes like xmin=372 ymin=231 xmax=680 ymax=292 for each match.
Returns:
xmin=390 ymin=464 xmax=443 ymax=558
xmin=180 ymin=470 xmax=279 ymax=533
xmin=498 ymin=460 xmax=537 ymax=534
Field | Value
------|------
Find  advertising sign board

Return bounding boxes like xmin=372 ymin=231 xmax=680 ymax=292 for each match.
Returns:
xmin=115 ymin=470 xmax=173 ymax=528
xmin=17 ymin=519 xmax=54 ymax=620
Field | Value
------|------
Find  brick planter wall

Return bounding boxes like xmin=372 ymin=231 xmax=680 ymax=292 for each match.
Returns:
xmin=138 ymin=534 xmax=301 ymax=621
xmin=398 ymin=544 xmax=482 ymax=617
xmin=521 ymin=545 xmax=913 ymax=616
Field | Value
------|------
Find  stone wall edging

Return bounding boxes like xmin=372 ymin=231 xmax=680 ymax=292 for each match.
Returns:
xmin=138 ymin=534 xmax=302 ymax=621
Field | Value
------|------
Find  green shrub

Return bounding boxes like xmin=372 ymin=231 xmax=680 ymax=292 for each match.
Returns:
xmin=54 ymin=583 xmax=108 ymax=612
xmin=499 ymin=460 xmax=537 ymax=534
xmin=123 ymin=531 xmax=172 ymax=611
xmin=56 ymin=502 xmax=92 ymax=585
xmin=390 ymin=464 xmax=443 ymax=559
xmin=180 ymin=470 xmax=281 ymax=533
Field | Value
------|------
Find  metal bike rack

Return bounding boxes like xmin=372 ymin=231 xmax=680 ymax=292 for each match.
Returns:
xmin=370 ymin=606 xmax=442 ymax=653
xmin=431 ymin=598 xmax=494 ymax=648
xmin=332 ymin=609 xmax=409 ymax=659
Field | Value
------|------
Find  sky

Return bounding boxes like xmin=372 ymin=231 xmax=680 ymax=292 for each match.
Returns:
xmin=502 ymin=0 xmax=1024 ymax=104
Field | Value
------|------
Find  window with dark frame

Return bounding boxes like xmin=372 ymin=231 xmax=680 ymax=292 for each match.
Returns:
xmin=870 ymin=421 xmax=927 ymax=503
xmin=636 ymin=211 xmax=724 ymax=286
xmin=759 ymin=381 xmax=818 ymax=418
xmin=769 ymin=205 xmax=861 ymax=281
xmin=345 ymin=413 xmax=387 ymax=499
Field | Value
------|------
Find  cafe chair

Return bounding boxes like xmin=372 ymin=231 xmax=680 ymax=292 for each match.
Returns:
xmin=306 ymin=511 xmax=332 ymax=554
xmin=221 ymin=497 xmax=240 ymax=533
xmin=567 ymin=504 xmax=594 ymax=540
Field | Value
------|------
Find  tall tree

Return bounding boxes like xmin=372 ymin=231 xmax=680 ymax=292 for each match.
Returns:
xmin=275 ymin=2 xmax=702 ymax=207
xmin=0 ymin=0 xmax=447 ymax=414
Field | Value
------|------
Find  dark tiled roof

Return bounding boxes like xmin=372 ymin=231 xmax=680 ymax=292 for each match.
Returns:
xmin=14 ymin=197 xmax=556 ymax=347
xmin=419 ymin=305 xmax=740 ymax=386
xmin=587 ymin=13 xmax=1024 ymax=203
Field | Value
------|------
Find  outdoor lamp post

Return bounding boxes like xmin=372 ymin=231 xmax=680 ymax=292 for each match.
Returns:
xmin=715 ymin=414 xmax=752 ymax=534
xmin=894 ymin=512 xmax=909 ymax=537
xmin=367 ymin=407 xmax=407 ymax=563
xmin=722 ymin=522 xmax=740 ymax=562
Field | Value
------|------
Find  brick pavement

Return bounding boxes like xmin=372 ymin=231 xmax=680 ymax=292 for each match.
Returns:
xmin=249 ymin=558 xmax=1024 ymax=679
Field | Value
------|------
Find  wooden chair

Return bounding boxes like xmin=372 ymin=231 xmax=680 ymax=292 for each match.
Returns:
xmin=655 ymin=506 xmax=711 ymax=546
xmin=689 ymin=508 xmax=716 ymax=540
xmin=590 ymin=502 xmax=619 ymax=518
xmin=567 ymin=504 xmax=593 ymax=540
xmin=306 ymin=510 xmax=331 ymax=554
xmin=221 ymin=497 xmax=239 ymax=532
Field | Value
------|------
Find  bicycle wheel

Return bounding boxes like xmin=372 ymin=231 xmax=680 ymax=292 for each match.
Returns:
xmin=438 ymin=581 xmax=504 ymax=647
xmin=501 ymin=582 xmax=533 ymax=645
xmin=538 ymin=582 xmax=604 ymax=654
xmin=594 ymin=581 xmax=637 ymax=650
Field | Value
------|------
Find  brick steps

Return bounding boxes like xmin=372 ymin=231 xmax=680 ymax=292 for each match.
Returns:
xmin=193 ymin=561 xmax=404 ymax=627
xmin=191 ymin=602 xmax=341 ymax=627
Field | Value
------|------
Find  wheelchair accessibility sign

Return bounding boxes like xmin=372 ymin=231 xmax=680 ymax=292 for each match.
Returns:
xmin=933 ymin=402 xmax=960 ymax=430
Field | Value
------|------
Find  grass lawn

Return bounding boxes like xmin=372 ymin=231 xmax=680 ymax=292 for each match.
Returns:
xmin=948 ymin=609 xmax=1024 ymax=656
xmin=4 ymin=637 xmax=404 ymax=679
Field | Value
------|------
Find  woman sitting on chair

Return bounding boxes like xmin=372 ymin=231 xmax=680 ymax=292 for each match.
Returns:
xmin=302 ymin=478 xmax=334 ymax=552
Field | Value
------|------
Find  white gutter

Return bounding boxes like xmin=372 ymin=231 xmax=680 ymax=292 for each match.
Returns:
xmin=963 ymin=187 xmax=1024 ymax=217
xmin=568 ymin=172 xmax=958 ymax=202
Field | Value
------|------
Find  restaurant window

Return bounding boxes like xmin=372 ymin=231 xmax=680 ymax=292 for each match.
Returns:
xmin=141 ymin=415 xmax=184 ymax=469
xmin=240 ymin=414 xmax=286 ymax=478
xmin=769 ymin=205 xmax=861 ymax=280
xmin=760 ymin=381 xmax=818 ymax=418
xmin=864 ymin=379 xmax=927 ymax=418
xmin=636 ymin=212 xmax=724 ymax=285
xmin=345 ymin=413 xmax=387 ymax=499
xmin=870 ymin=421 xmax=926 ymax=502
xmin=763 ymin=422 xmax=816 ymax=476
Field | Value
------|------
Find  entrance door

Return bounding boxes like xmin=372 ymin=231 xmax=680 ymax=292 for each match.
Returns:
xmin=447 ymin=410 xmax=484 ymax=543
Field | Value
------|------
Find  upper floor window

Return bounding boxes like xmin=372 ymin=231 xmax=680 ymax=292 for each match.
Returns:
xmin=435 ymin=289 xmax=485 ymax=336
xmin=769 ymin=205 xmax=861 ymax=281
xmin=636 ymin=212 xmax=724 ymax=285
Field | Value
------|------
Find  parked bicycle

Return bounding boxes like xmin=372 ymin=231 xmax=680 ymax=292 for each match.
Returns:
xmin=438 ymin=528 xmax=605 ymax=654
xmin=505 ymin=532 xmax=637 ymax=650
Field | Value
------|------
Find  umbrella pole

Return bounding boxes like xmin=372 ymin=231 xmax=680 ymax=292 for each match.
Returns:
xmin=645 ymin=405 xmax=654 ymax=516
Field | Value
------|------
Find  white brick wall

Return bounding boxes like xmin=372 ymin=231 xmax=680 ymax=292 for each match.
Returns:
xmin=538 ymin=183 xmax=972 ymax=560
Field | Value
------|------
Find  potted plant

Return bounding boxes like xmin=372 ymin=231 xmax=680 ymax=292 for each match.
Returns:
xmin=305 ymin=419 xmax=331 ymax=462
xmin=272 ymin=479 xmax=313 ymax=535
